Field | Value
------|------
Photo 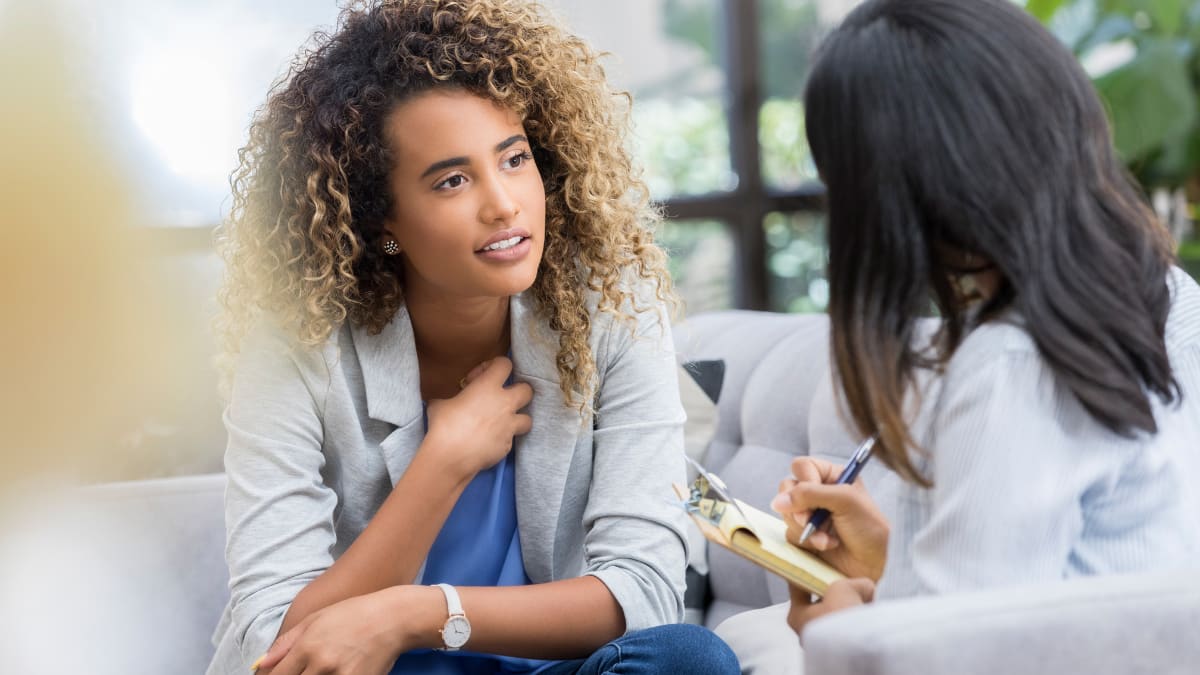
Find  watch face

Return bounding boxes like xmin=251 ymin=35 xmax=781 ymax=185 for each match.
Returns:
xmin=443 ymin=615 xmax=471 ymax=649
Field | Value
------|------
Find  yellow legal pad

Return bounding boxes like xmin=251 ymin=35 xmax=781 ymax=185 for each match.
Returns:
xmin=675 ymin=470 xmax=845 ymax=597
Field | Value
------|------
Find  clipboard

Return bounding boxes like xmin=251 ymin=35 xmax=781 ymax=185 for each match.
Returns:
xmin=676 ymin=459 xmax=846 ymax=597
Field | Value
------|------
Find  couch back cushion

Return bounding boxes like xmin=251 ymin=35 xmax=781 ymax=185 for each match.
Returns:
xmin=675 ymin=311 xmax=844 ymax=626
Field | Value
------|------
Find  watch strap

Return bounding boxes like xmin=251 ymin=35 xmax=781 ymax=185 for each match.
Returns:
xmin=435 ymin=583 xmax=465 ymax=617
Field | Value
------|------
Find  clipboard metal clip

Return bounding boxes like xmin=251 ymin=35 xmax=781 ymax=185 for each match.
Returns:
xmin=683 ymin=456 xmax=751 ymax=526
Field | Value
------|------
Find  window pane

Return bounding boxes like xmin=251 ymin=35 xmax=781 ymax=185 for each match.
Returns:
xmin=658 ymin=220 xmax=735 ymax=316
xmin=765 ymin=211 xmax=828 ymax=313
xmin=550 ymin=0 xmax=735 ymax=198
xmin=759 ymin=99 xmax=817 ymax=190
xmin=758 ymin=0 xmax=857 ymax=190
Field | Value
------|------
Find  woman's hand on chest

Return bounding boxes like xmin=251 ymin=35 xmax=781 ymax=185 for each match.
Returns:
xmin=422 ymin=356 xmax=533 ymax=481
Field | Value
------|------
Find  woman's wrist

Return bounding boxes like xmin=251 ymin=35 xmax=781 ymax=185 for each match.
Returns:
xmin=409 ymin=437 xmax=478 ymax=491
xmin=388 ymin=584 xmax=451 ymax=652
xmin=417 ymin=431 xmax=482 ymax=484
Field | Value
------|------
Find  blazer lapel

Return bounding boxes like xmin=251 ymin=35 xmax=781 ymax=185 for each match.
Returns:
xmin=509 ymin=292 xmax=585 ymax=581
xmin=350 ymin=305 xmax=425 ymax=487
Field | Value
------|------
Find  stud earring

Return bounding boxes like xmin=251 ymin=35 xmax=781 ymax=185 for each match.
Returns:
xmin=382 ymin=239 xmax=400 ymax=255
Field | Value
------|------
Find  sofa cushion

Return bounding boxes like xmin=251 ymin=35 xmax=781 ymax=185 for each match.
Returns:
xmin=0 ymin=474 xmax=228 ymax=675
xmin=674 ymin=311 xmax=834 ymax=627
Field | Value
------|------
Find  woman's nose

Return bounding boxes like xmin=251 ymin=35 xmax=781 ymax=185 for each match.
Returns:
xmin=478 ymin=174 xmax=520 ymax=224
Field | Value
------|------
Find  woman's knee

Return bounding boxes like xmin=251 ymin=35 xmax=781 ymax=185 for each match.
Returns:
xmin=625 ymin=623 xmax=740 ymax=674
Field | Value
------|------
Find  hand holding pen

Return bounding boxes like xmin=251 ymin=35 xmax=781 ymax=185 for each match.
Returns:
xmin=798 ymin=436 xmax=875 ymax=544
xmin=771 ymin=437 xmax=890 ymax=583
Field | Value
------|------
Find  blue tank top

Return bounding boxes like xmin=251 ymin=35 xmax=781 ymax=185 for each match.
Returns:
xmin=388 ymin=402 xmax=557 ymax=674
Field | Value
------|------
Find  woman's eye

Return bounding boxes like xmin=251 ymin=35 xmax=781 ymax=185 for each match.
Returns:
xmin=437 ymin=175 xmax=465 ymax=190
xmin=507 ymin=152 xmax=533 ymax=169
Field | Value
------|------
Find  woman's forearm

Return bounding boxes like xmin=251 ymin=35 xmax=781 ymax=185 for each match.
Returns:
xmin=280 ymin=441 xmax=470 ymax=633
xmin=399 ymin=576 xmax=626 ymax=659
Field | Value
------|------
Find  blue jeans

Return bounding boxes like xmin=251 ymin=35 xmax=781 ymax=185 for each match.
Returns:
xmin=537 ymin=624 xmax=739 ymax=675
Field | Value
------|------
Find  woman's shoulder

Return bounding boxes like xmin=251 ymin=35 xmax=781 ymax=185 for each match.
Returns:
xmin=1167 ymin=266 xmax=1200 ymax=351
xmin=236 ymin=313 xmax=343 ymax=383
xmin=560 ymin=271 xmax=673 ymax=336
xmin=931 ymin=314 xmax=1077 ymax=435
xmin=947 ymin=312 xmax=1041 ymax=375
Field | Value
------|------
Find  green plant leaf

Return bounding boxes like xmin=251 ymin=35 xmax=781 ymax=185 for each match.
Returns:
xmin=1148 ymin=120 xmax=1200 ymax=186
xmin=1026 ymin=0 xmax=1069 ymax=22
xmin=1187 ymin=3 xmax=1200 ymax=44
xmin=1147 ymin=0 xmax=1185 ymax=36
xmin=1095 ymin=38 xmax=1198 ymax=165
xmin=1098 ymin=0 xmax=1135 ymax=18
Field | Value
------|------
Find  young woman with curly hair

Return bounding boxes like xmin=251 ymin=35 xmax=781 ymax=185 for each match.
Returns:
xmin=205 ymin=1 xmax=739 ymax=674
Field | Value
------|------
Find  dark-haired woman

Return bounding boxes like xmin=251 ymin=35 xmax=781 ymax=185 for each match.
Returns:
xmin=205 ymin=1 xmax=739 ymax=673
xmin=771 ymin=0 xmax=1200 ymax=637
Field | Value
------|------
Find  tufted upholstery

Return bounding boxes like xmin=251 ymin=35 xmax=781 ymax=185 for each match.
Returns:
xmin=673 ymin=311 xmax=874 ymax=628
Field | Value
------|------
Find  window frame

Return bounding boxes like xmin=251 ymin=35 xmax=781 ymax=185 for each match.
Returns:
xmin=661 ymin=0 xmax=825 ymax=310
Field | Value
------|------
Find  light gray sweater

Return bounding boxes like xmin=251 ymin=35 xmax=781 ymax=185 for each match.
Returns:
xmin=206 ymin=289 xmax=689 ymax=673
xmin=877 ymin=267 xmax=1200 ymax=599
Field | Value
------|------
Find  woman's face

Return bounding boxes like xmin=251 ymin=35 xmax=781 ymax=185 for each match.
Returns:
xmin=382 ymin=89 xmax=546 ymax=301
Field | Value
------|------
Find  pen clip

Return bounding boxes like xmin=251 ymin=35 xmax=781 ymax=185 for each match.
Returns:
xmin=849 ymin=436 xmax=877 ymax=466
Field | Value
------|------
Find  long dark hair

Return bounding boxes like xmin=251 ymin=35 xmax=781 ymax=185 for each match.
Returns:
xmin=805 ymin=0 xmax=1178 ymax=485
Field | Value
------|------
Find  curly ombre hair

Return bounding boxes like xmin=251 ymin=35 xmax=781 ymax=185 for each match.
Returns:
xmin=217 ymin=0 xmax=674 ymax=404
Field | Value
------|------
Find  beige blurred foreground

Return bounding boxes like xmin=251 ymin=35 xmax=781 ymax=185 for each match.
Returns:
xmin=0 ymin=1 xmax=197 ymax=486
xmin=0 ymin=3 xmax=206 ymax=672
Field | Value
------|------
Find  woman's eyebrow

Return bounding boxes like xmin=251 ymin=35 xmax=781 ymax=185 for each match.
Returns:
xmin=495 ymin=134 xmax=527 ymax=152
xmin=417 ymin=136 xmax=527 ymax=179
xmin=420 ymin=156 xmax=468 ymax=179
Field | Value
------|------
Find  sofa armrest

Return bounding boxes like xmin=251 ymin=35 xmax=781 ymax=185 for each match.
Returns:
xmin=802 ymin=572 xmax=1200 ymax=675
xmin=0 ymin=473 xmax=229 ymax=675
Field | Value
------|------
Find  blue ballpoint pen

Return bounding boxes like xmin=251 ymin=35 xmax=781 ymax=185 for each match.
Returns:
xmin=797 ymin=436 xmax=877 ymax=545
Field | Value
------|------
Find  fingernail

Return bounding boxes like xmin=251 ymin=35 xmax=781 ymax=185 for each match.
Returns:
xmin=770 ymin=493 xmax=790 ymax=512
xmin=250 ymin=655 xmax=264 ymax=671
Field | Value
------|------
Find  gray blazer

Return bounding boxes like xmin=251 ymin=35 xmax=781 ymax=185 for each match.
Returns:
xmin=207 ymin=290 xmax=690 ymax=673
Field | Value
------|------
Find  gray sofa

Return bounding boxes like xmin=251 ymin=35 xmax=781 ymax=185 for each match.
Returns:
xmin=18 ymin=310 xmax=1196 ymax=674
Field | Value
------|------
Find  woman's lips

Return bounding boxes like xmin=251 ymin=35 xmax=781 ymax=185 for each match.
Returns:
xmin=475 ymin=236 xmax=532 ymax=262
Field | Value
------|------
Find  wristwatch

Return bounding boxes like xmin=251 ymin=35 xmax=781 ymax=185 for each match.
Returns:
xmin=435 ymin=583 xmax=471 ymax=651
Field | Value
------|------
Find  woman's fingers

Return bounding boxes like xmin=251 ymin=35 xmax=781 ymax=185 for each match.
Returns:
xmin=819 ymin=577 xmax=876 ymax=609
xmin=787 ymin=577 xmax=875 ymax=641
xmin=461 ymin=360 xmax=490 ymax=387
xmin=255 ymin=620 xmax=308 ymax=671
xmin=777 ymin=477 xmax=796 ymax=495
xmin=506 ymin=380 xmax=533 ymax=409
xmin=513 ymin=413 xmax=533 ymax=436
xmin=789 ymin=456 xmax=842 ymax=484
xmin=776 ymin=480 xmax=871 ymax=517
xmin=479 ymin=356 xmax=513 ymax=386
xmin=799 ymin=527 xmax=838 ymax=550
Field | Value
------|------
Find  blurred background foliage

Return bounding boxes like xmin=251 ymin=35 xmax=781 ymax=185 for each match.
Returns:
xmin=647 ymin=0 xmax=1200 ymax=302
xmin=1028 ymin=0 xmax=1200 ymax=275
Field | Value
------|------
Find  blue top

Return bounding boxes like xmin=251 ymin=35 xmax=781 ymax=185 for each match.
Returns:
xmin=389 ymin=406 xmax=557 ymax=675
